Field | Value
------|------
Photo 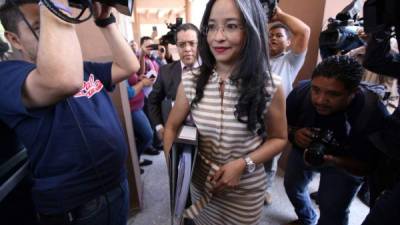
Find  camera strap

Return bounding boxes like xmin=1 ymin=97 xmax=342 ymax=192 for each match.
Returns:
xmin=40 ymin=0 xmax=93 ymax=24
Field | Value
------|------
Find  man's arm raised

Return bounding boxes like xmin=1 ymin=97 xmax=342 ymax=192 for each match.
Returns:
xmin=23 ymin=1 xmax=83 ymax=108
xmin=271 ymin=7 xmax=310 ymax=54
xmin=93 ymin=3 xmax=139 ymax=85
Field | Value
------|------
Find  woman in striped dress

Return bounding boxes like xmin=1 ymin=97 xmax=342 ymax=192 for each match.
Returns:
xmin=164 ymin=0 xmax=287 ymax=224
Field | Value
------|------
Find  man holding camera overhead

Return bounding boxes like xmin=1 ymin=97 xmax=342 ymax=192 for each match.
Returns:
xmin=0 ymin=0 xmax=139 ymax=224
xmin=263 ymin=6 xmax=311 ymax=205
xmin=283 ymin=55 xmax=386 ymax=225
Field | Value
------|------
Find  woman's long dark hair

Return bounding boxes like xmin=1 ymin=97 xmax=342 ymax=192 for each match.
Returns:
xmin=192 ymin=0 xmax=274 ymax=133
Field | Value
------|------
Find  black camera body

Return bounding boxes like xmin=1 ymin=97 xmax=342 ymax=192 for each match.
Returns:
xmin=160 ymin=17 xmax=183 ymax=46
xmin=68 ymin=0 xmax=133 ymax=15
xmin=319 ymin=18 xmax=364 ymax=59
xmin=259 ymin=0 xmax=279 ymax=20
xmin=37 ymin=0 xmax=133 ymax=24
xmin=304 ymin=128 xmax=342 ymax=166
xmin=319 ymin=0 xmax=364 ymax=59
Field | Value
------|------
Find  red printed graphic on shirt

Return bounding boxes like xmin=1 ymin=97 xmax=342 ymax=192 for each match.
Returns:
xmin=74 ymin=74 xmax=104 ymax=98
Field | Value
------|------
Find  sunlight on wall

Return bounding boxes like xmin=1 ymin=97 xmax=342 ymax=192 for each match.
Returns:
xmin=191 ymin=0 xmax=207 ymax=28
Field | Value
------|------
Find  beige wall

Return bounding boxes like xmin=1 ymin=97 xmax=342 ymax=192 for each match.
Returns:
xmin=75 ymin=11 xmax=133 ymax=61
xmin=191 ymin=0 xmax=207 ymax=27
xmin=279 ymin=0 xmax=326 ymax=82
xmin=76 ymin=21 xmax=110 ymax=61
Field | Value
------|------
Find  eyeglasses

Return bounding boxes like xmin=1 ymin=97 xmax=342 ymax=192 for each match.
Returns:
xmin=205 ymin=23 xmax=244 ymax=36
xmin=177 ymin=41 xmax=198 ymax=49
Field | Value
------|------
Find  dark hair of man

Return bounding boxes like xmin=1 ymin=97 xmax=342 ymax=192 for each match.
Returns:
xmin=140 ymin=36 xmax=152 ymax=46
xmin=175 ymin=23 xmax=200 ymax=42
xmin=269 ymin=22 xmax=292 ymax=38
xmin=0 ymin=0 xmax=38 ymax=35
xmin=312 ymin=55 xmax=364 ymax=91
xmin=193 ymin=0 xmax=273 ymax=133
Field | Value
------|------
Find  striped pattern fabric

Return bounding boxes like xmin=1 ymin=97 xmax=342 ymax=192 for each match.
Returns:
xmin=183 ymin=153 xmax=219 ymax=219
xmin=182 ymin=69 xmax=280 ymax=225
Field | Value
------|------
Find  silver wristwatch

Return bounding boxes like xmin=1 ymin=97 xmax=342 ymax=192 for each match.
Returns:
xmin=244 ymin=156 xmax=256 ymax=173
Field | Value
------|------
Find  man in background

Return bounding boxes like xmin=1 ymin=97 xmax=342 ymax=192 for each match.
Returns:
xmin=148 ymin=23 xmax=200 ymax=141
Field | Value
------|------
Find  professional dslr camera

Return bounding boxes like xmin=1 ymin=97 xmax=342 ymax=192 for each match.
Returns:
xmin=259 ymin=0 xmax=279 ymax=20
xmin=69 ymin=0 xmax=133 ymax=15
xmin=38 ymin=0 xmax=133 ymax=24
xmin=319 ymin=0 xmax=364 ymax=58
xmin=160 ymin=17 xmax=183 ymax=46
xmin=304 ymin=128 xmax=342 ymax=167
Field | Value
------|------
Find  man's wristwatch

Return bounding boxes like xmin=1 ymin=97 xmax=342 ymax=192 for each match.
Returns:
xmin=244 ymin=156 xmax=256 ymax=173
xmin=95 ymin=13 xmax=116 ymax=28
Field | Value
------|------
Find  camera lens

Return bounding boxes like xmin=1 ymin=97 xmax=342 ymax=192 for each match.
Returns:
xmin=304 ymin=142 xmax=325 ymax=166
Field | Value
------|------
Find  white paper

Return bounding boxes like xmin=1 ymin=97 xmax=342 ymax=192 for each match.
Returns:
xmin=177 ymin=125 xmax=197 ymax=143
xmin=142 ymin=70 xmax=157 ymax=97
xmin=174 ymin=147 xmax=192 ymax=218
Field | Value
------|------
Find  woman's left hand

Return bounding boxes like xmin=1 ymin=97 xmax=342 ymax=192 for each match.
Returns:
xmin=210 ymin=159 xmax=246 ymax=193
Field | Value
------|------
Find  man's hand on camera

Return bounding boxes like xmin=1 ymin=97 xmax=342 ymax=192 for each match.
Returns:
xmin=93 ymin=1 xmax=112 ymax=20
xmin=270 ymin=6 xmax=283 ymax=22
xmin=294 ymin=128 xmax=313 ymax=149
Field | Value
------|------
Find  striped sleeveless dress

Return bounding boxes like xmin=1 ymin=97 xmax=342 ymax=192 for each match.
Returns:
xmin=182 ymin=69 xmax=280 ymax=225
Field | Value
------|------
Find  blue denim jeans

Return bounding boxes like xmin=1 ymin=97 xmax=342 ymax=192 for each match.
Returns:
xmin=73 ymin=179 xmax=129 ymax=225
xmin=131 ymin=109 xmax=154 ymax=156
xmin=284 ymin=148 xmax=363 ymax=225
xmin=37 ymin=179 xmax=129 ymax=225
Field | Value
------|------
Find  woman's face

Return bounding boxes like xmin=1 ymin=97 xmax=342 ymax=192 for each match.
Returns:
xmin=206 ymin=0 xmax=245 ymax=66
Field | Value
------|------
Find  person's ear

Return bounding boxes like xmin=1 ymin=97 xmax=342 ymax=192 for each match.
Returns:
xmin=286 ymin=39 xmax=291 ymax=47
xmin=4 ymin=31 xmax=24 ymax=51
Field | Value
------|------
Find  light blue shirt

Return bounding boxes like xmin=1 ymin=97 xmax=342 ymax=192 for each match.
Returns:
xmin=270 ymin=50 xmax=306 ymax=98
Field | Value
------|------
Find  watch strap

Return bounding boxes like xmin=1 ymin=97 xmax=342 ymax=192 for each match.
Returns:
xmin=95 ymin=13 xmax=116 ymax=28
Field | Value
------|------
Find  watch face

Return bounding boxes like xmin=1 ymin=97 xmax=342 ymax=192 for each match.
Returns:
xmin=248 ymin=163 xmax=256 ymax=173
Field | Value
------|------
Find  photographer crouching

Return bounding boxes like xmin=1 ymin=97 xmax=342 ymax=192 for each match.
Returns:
xmin=0 ymin=0 xmax=139 ymax=225
xmin=283 ymin=55 xmax=387 ymax=225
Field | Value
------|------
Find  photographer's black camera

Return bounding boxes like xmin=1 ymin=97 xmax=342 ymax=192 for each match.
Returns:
xmin=319 ymin=0 xmax=364 ymax=58
xmin=68 ymin=0 xmax=133 ymax=15
xmin=259 ymin=0 xmax=279 ymax=20
xmin=160 ymin=17 xmax=183 ymax=46
xmin=304 ymin=128 xmax=341 ymax=166
xmin=34 ymin=0 xmax=133 ymax=24
xmin=319 ymin=18 xmax=364 ymax=58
